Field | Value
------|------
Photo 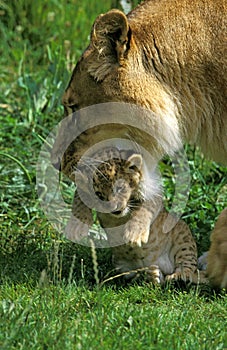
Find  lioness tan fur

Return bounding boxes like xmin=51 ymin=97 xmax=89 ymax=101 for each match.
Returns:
xmin=52 ymin=0 xmax=227 ymax=167
xmin=207 ymin=208 xmax=227 ymax=289
xmin=51 ymin=0 xmax=227 ymax=287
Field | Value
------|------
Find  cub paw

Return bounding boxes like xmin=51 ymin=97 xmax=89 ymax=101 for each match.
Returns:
xmin=123 ymin=223 xmax=150 ymax=247
xmin=165 ymin=271 xmax=193 ymax=283
xmin=165 ymin=270 xmax=209 ymax=285
xmin=146 ymin=265 xmax=164 ymax=284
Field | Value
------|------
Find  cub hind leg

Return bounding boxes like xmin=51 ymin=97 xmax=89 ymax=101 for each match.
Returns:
xmin=165 ymin=219 xmax=209 ymax=284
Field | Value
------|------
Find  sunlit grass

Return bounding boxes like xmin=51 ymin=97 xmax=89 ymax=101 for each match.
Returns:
xmin=0 ymin=283 xmax=226 ymax=350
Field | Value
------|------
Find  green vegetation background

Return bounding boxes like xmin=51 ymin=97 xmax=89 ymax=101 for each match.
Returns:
xmin=0 ymin=1 xmax=226 ymax=349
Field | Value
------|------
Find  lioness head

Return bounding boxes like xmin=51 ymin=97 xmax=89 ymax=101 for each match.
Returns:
xmin=62 ymin=9 xmax=174 ymax=116
xmin=53 ymin=0 xmax=226 ymax=171
xmin=51 ymin=7 xmax=182 ymax=172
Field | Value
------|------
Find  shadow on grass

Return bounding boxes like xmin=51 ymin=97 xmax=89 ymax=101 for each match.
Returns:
xmin=0 ymin=240 xmax=112 ymax=287
xmin=1 ymin=239 xmax=222 ymax=302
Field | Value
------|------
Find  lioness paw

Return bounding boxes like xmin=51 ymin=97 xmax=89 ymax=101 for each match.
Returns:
xmin=207 ymin=208 xmax=227 ymax=289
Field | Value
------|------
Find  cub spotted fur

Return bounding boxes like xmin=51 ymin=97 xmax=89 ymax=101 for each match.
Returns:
xmin=112 ymin=209 xmax=205 ymax=284
xmin=66 ymin=147 xmax=207 ymax=284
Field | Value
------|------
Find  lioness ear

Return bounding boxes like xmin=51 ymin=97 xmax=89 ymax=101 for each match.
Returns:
xmin=92 ymin=9 xmax=130 ymax=62
xmin=126 ymin=154 xmax=143 ymax=171
xmin=89 ymin=9 xmax=131 ymax=80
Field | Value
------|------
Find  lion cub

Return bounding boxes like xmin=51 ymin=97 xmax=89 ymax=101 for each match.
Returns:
xmin=206 ymin=209 xmax=227 ymax=289
xmin=66 ymin=147 xmax=206 ymax=284
xmin=66 ymin=146 xmax=162 ymax=247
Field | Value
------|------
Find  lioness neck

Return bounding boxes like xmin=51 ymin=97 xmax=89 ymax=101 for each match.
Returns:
xmin=125 ymin=0 xmax=227 ymax=162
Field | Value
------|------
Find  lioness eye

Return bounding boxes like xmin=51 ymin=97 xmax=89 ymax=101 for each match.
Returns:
xmin=70 ymin=104 xmax=79 ymax=113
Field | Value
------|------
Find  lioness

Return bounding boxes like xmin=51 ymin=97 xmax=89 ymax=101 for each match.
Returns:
xmin=51 ymin=0 xmax=226 ymax=266
xmin=52 ymin=0 xmax=226 ymax=162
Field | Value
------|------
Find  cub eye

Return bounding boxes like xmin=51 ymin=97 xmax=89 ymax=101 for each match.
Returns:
xmin=115 ymin=185 xmax=123 ymax=193
xmin=95 ymin=191 xmax=105 ymax=201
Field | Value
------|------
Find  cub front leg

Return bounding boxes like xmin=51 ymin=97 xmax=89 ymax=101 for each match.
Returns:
xmin=123 ymin=199 xmax=163 ymax=247
xmin=65 ymin=189 xmax=93 ymax=243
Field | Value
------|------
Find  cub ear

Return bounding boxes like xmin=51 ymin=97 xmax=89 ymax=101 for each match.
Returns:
xmin=89 ymin=9 xmax=131 ymax=80
xmin=126 ymin=154 xmax=143 ymax=171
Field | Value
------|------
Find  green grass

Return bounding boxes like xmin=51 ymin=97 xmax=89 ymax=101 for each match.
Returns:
xmin=1 ymin=283 xmax=227 ymax=350
xmin=0 ymin=1 xmax=226 ymax=349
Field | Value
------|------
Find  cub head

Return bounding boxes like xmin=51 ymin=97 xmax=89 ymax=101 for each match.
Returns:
xmin=74 ymin=147 xmax=160 ymax=218
xmin=93 ymin=151 xmax=143 ymax=217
